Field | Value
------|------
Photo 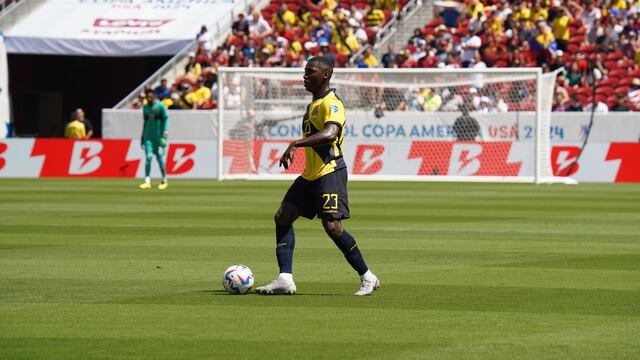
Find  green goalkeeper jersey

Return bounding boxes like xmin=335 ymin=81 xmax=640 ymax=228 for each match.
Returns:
xmin=142 ymin=101 xmax=169 ymax=140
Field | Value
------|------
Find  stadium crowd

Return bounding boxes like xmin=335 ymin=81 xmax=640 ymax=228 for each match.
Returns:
xmin=131 ymin=0 xmax=402 ymax=110
xmin=131 ymin=0 xmax=640 ymax=112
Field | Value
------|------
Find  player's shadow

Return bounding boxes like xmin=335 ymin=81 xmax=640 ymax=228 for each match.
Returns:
xmin=195 ymin=290 xmax=343 ymax=296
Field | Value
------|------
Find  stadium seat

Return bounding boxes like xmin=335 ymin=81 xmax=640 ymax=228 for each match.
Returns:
xmin=426 ymin=19 xmax=444 ymax=28
xmin=618 ymin=60 xmax=636 ymax=69
xmin=598 ymin=78 xmax=617 ymax=87
xmin=265 ymin=3 xmax=279 ymax=12
xmin=606 ymin=52 xmax=624 ymax=61
xmin=614 ymin=86 xmax=630 ymax=95
xmin=568 ymin=36 xmax=584 ymax=45
xmin=619 ymin=77 xmax=635 ymax=86
xmin=421 ymin=27 xmax=435 ymax=36
xmin=608 ymin=68 xmax=628 ymax=78
xmin=578 ymin=44 xmax=597 ymax=53
xmin=576 ymin=87 xmax=593 ymax=96
xmin=595 ymin=86 xmax=614 ymax=95
xmin=604 ymin=60 xmax=618 ymax=70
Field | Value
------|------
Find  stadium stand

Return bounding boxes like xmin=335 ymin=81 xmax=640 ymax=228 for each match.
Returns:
xmin=388 ymin=0 xmax=640 ymax=112
xmin=134 ymin=0 xmax=411 ymax=110
xmin=126 ymin=0 xmax=640 ymax=113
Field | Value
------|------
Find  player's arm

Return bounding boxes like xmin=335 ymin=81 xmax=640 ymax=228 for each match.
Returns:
xmin=279 ymin=123 xmax=340 ymax=169
xmin=160 ymin=106 xmax=169 ymax=139
xmin=141 ymin=114 xmax=148 ymax=140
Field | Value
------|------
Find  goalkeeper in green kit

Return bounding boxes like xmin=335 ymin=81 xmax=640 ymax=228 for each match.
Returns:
xmin=139 ymin=90 xmax=169 ymax=190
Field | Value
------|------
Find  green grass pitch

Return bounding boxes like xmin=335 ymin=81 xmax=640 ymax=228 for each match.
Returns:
xmin=1 ymin=179 xmax=639 ymax=359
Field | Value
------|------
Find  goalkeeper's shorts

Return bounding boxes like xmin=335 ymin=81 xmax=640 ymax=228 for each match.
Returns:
xmin=143 ymin=139 xmax=166 ymax=156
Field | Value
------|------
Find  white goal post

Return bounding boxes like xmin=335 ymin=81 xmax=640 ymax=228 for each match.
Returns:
xmin=216 ymin=67 xmax=576 ymax=184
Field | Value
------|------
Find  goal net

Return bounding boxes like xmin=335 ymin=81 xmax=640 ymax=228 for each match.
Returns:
xmin=217 ymin=67 xmax=575 ymax=184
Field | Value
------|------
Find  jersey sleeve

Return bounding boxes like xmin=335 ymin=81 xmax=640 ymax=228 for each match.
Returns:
xmin=320 ymin=97 xmax=346 ymax=129
xmin=160 ymin=104 xmax=169 ymax=135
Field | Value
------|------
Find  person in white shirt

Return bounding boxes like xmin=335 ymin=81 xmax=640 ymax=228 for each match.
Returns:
xmin=579 ymin=0 xmax=601 ymax=32
xmin=249 ymin=10 xmax=273 ymax=40
xmin=628 ymin=78 xmax=640 ymax=108
xmin=585 ymin=101 xmax=609 ymax=113
xmin=460 ymin=35 xmax=482 ymax=67
xmin=196 ymin=25 xmax=214 ymax=53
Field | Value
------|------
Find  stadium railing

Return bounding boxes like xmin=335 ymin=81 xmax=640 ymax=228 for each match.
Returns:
xmin=349 ymin=0 xmax=423 ymax=65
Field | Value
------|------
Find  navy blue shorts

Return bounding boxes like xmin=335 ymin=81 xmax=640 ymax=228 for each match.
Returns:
xmin=282 ymin=168 xmax=350 ymax=220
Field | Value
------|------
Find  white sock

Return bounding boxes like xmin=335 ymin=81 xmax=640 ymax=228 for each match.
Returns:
xmin=144 ymin=177 xmax=150 ymax=184
xmin=162 ymin=177 xmax=168 ymax=183
xmin=279 ymin=273 xmax=293 ymax=282
xmin=361 ymin=270 xmax=375 ymax=281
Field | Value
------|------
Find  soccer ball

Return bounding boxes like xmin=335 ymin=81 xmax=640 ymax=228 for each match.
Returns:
xmin=222 ymin=264 xmax=254 ymax=295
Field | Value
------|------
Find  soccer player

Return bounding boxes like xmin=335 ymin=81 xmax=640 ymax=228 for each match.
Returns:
xmin=255 ymin=57 xmax=380 ymax=296
xmin=139 ymin=90 xmax=169 ymax=190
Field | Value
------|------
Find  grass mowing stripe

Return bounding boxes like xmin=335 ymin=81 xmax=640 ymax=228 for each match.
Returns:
xmin=1 ymin=179 xmax=639 ymax=359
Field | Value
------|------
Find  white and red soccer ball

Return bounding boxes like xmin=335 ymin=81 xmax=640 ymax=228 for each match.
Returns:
xmin=222 ymin=264 xmax=254 ymax=295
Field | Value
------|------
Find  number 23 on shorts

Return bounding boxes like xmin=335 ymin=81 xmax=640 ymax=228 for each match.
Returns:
xmin=322 ymin=193 xmax=338 ymax=211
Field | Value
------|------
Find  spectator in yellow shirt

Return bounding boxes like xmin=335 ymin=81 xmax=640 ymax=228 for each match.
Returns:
xmin=193 ymin=79 xmax=212 ymax=109
xmin=552 ymin=7 xmax=572 ymax=51
xmin=530 ymin=2 xmax=548 ymax=22
xmin=533 ymin=20 xmax=554 ymax=65
xmin=333 ymin=20 xmax=360 ymax=55
xmin=513 ymin=2 xmax=531 ymax=23
xmin=362 ymin=47 xmax=379 ymax=67
xmin=64 ymin=118 xmax=86 ymax=139
xmin=272 ymin=4 xmax=296 ymax=31
xmin=422 ymin=89 xmax=442 ymax=111
xmin=184 ymin=53 xmax=202 ymax=83
xmin=365 ymin=7 xmax=386 ymax=30
xmin=488 ymin=11 xmax=504 ymax=36
xmin=468 ymin=0 xmax=485 ymax=19
xmin=375 ymin=0 xmax=398 ymax=14
xmin=610 ymin=0 xmax=627 ymax=11
xmin=535 ymin=21 xmax=555 ymax=49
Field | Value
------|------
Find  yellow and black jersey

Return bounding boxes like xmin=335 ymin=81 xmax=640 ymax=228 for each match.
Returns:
xmin=301 ymin=89 xmax=346 ymax=181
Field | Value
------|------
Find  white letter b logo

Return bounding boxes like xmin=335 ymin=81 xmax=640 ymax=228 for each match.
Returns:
xmin=69 ymin=142 xmax=103 ymax=175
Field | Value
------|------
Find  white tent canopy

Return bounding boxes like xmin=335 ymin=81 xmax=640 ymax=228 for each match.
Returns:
xmin=4 ymin=0 xmax=236 ymax=56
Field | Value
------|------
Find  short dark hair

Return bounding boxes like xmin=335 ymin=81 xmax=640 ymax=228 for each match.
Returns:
xmin=308 ymin=56 xmax=334 ymax=70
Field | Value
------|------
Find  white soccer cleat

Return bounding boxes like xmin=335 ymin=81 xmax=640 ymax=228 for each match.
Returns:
xmin=255 ymin=276 xmax=297 ymax=295
xmin=354 ymin=274 xmax=380 ymax=296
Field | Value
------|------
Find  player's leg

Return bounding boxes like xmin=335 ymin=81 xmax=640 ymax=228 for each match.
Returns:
xmin=153 ymin=143 xmax=168 ymax=189
xmin=274 ymin=202 xmax=299 ymax=274
xmin=322 ymin=219 xmax=368 ymax=275
xmin=255 ymin=203 xmax=300 ymax=295
xmin=139 ymin=140 xmax=154 ymax=189
xmin=322 ymin=218 xmax=379 ymax=296
xmin=257 ymin=177 xmax=315 ymax=295
xmin=315 ymin=169 xmax=379 ymax=295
